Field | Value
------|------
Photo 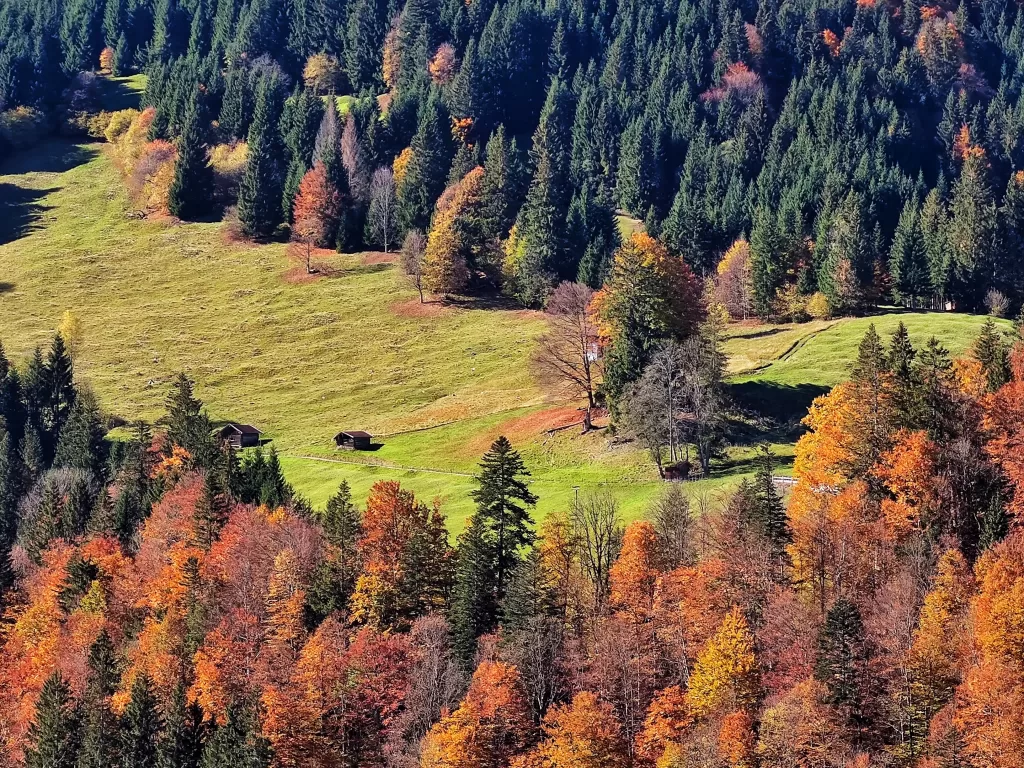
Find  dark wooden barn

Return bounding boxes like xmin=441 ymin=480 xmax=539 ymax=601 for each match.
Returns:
xmin=217 ymin=423 xmax=262 ymax=449
xmin=334 ymin=430 xmax=372 ymax=450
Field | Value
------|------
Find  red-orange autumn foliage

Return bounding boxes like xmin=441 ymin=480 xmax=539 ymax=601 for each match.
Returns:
xmin=873 ymin=429 xmax=940 ymax=539
xmin=983 ymin=346 xmax=1024 ymax=518
xmin=349 ymin=480 xmax=452 ymax=629
xmin=823 ymin=29 xmax=842 ymax=57
xmin=609 ymin=521 xmax=662 ymax=622
xmin=292 ymin=161 xmax=341 ymax=248
xmin=421 ymin=661 xmax=535 ymax=768
xmin=263 ymin=617 xmax=414 ymax=768
xmin=717 ymin=710 xmax=755 ymax=768
xmin=636 ymin=685 xmax=691 ymax=764
xmin=0 ymin=537 xmax=129 ymax=759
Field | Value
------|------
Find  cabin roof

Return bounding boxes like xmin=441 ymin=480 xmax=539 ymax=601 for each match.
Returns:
xmin=335 ymin=430 xmax=372 ymax=439
xmin=220 ymin=423 xmax=262 ymax=435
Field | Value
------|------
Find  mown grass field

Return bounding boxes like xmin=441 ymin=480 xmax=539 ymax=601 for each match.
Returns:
xmin=0 ymin=128 xmax=1010 ymax=530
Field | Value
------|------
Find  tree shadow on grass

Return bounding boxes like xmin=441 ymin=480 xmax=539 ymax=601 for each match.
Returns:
xmin=0 ymin=182 xmax=58 ymax=245
xmin=98 ymin=78 xmax=144 ymax=112
xmin=0 ymin=141 xmax=98 ymax=176
xmin=728 ymin=380 xmax=830 ymax=423
xmin=727 ymin=326 xmax=788 ymax=341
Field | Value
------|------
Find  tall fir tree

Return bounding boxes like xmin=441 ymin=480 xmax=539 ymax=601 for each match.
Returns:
xmin=238 ymin=72 xmax=286 ymax=240
xmin=469 ymin=436 xmax=538 ymax=607
xmin=159 ymin=683 xmax=206 ymax=768
xmin=121 ymin=673 xmax=163 ymax=768
xmin=200 ymin=706 xmax=271 ymax=768
xmin=168 ymin=89 xmax=215 ymax=221
xmin=25 ymin=672 xmax=81 ymax=768
xmin=397 ymin=89 xmax=453 ymax=234
xmin=79 ymin=631 xmax=121 ymax=768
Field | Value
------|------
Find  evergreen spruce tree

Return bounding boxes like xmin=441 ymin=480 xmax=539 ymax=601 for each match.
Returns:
xmin=200 ymin=706 xmax=270 ymax=768
xmin=193 ymin=470 xmax=229 ymax=550
xmin=238 ymin=73 xmax=286 ymax=240
xmin=165 ymin=373 xmax=215 ymax=466
xmin=751 ymin=443 xmax=789 ymax=558
xmin=972 ymin=317 xmax=1011 ymax=392
xmin=570 ymin=182 xmax=620 ymax=289
xmin=169 ymin=89 xmax=215 ymax=221
xmin=45 ymin=334 xmax=76 ymax=456
xmin=219 ymin=66 xmax=251 ymax=140
xmin=79 ymin=631 xmax=121 ymax=768
xmin=54 ymin=394 xmax=106 ymax=473
xmin=159 ymin=683 xmax=206 ymax=768
xmin=749 ymin=207 xmax=785 ymax=317
xmin=25 ymin=672 xmax=81 ymax=768
xmin=470 ymin=436 xmax=538 ymax=605
xmin=947 ymin=153 xmax=997 ymax=308
xmin=479 ymin=125 xmax=526 ymax=242
xmin=888 ymin=322 xmax=919 ymax=429
xmin=281 ymin=88 xmax=325 ymax=221
xmin=815 ymin=598 xmax=868 ymax=727
xmin=889 ymin=196 xmax=931 ymax=307
xmin=397 ymin=89 xmax=453 ymax=233
xmin=121 ymin=673 xmax=163 ymax=768
xmin=448 ymin=512 xmax=496 ymax=662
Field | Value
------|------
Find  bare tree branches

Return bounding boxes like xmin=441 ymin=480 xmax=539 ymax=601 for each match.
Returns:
xmin=367 ymin=166 xmax=398 ymax=252
xmin=530 ymin=282 xmax=601 ymax=430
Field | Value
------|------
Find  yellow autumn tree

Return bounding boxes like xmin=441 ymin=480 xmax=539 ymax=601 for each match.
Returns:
xmin=686 ymin=606 xmax=759 ymax=719
xmin=422 ymin=166 xmax=485 ymax=296
xmin=908 ymin=549 xmax=973 ymax=746
xmin=393 ymin=146 xmax=413 ymax=188
xmin=515 ymin=691 xmax=627 ymax=768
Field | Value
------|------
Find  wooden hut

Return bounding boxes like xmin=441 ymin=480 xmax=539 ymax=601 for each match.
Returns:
xmin=334 ymin=430 xmax=372 ymax=450
xmin=217 ymin=423 xmax=262 ymax=449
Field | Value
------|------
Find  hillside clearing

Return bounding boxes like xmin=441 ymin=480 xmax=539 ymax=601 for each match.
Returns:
xmin=0 ymin=138 xmax=1008 ymax=528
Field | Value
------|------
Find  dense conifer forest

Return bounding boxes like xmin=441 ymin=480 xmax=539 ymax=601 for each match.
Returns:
xmin=5 ymin=0 xmax=1024 ymax=314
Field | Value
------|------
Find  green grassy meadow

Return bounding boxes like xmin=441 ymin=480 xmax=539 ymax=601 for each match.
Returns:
xmin=0 ymin=131 xmax=1009 ymax=531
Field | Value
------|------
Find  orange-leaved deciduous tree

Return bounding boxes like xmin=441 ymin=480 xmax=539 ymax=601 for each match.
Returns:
xmin=906 ymin=548 xmax=974 ymax=754
xmin=422 ymin=166 xmax=486 ymax=296
xmin=686 ymin=606 xmax=759 ymax=719
xmin=513 ymin=691 xmax=627 ymax=768
xmin=717 ymin=709 xmax=756 ymax=768
xmin=609 ymin=520 xmax=663 ymax=623
xmin=982 ymin=345 xmax=1024 ymax=518
xmin=955 ymin=529 xmax=1024 ymax=767
xmin=349 ymin=480 xmax=453 ymax=630
xmin=635 ymin=685 xmax=691 ymax=764
xmin=292 ymin=161 xmax=341 ymax=271
xmin=263 ymin=616 xmax=414 ymax=768
xmin=872 ymin=429 xmax=940 ymax=540
xmin=755 ymin=678 xmax=852 ymax=765
xmin=420 ymin=660 xmax=535 ymax=768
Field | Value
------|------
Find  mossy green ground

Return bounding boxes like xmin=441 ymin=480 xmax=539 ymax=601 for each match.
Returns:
xmin=0 ymin=136 xmax=1008 ymax=531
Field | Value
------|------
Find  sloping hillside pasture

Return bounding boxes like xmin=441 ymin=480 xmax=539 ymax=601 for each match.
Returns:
xmin=0 ymin=138 xmax=1009 ymax=528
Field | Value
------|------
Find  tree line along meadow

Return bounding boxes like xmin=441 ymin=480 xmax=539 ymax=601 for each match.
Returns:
xmin=4 ymin=0 xmax=1024 ymax=323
